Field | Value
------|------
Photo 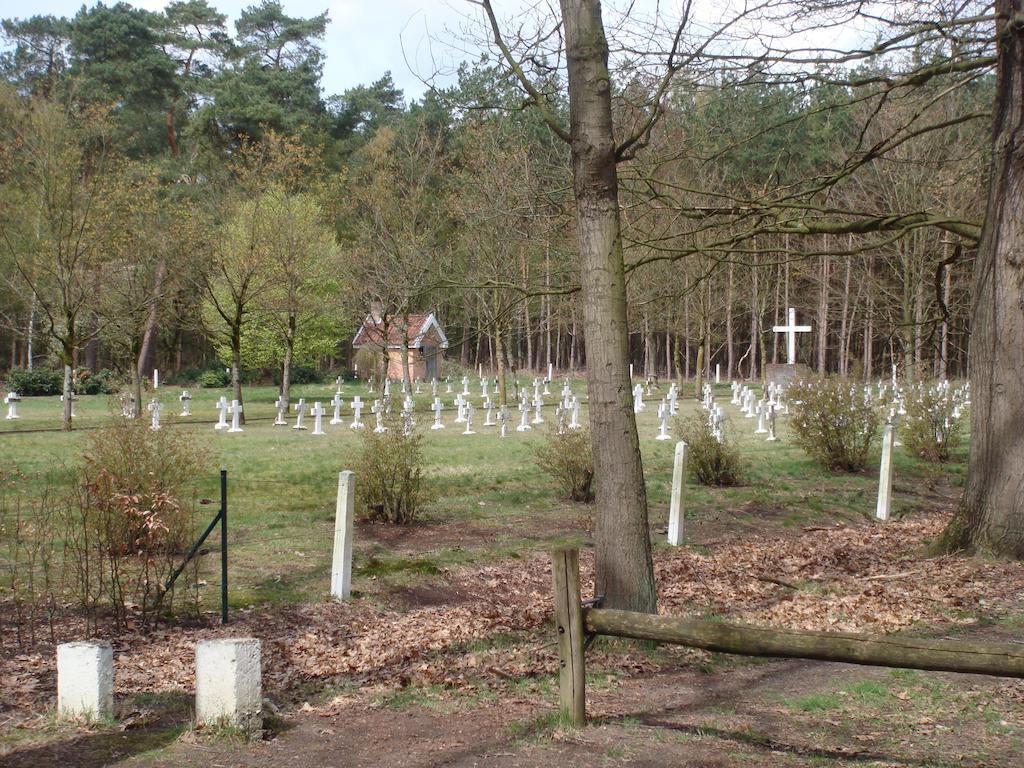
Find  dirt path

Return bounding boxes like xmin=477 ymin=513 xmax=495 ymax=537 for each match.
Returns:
xmin=9 ymin=655 xmax=1015 ymax=768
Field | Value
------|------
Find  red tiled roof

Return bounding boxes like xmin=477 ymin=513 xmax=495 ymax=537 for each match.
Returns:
xmin=352 ymin=313 xmax=446 ymax=349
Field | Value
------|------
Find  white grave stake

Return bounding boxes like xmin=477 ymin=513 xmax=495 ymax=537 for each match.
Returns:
xmin=667 ymin=441 xmax=687 ymax=546
xmin=876 ymin=423 xmax=895 ymax=521
xmin=331 ymin=471 xmax=354 ymax=599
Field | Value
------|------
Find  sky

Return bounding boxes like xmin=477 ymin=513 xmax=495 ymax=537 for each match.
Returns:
xmin=2 ymin=0 xmax=514 ymax=101
xmin=5 ymin=0 xmax=875 ymax=102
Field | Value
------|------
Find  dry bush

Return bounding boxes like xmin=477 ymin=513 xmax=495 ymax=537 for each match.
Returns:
xmin=354 ymin=416 xmax=429 ymax=523
xmin=534 ymin=425 xmax=595 ymax=503
xmin=65 ymin=418 xmax=207 ymax=631
xmin=901 ymin=385 xmax=965 ymax=462
xmin=678 ymin=415 xmax=743 ymax=486
xmin=789 ymin=378 xmax=878 ymax=472
xmin=0 ymin=472 xmax=62 ymax=649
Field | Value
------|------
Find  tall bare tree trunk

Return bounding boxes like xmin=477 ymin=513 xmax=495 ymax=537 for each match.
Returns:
xmin=137 ymin=259 xmax=167 ymax=385
xmin=725 ymin=260 xmax=734 ymax=379
xmin=943 ymin=0 xmax=1024 ymax=556
xmin=560 ymin=0 xmax=656 ymax=613
xmin=864 ymin=255 xmax=875 ymax=380
xmin=839 ymin=245 xmax=852 ymax=377
xmin=940 ymin=251 xmax=952 ymax=380
xmin=817 ymin=241 xmax=830 ymax=374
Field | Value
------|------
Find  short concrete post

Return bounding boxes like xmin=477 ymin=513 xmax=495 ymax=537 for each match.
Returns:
xmin=667 ymin=441 xmax=687 ymax=546
xmin=57 ymin=641 xmax=114 ymax=721
xmin=195 ymin=638 xmax=262 ymax=737
xmin=876 ymin=424 xmax=895 ymax=522
xmin=331 ymin=470 xmax=355 ymax=599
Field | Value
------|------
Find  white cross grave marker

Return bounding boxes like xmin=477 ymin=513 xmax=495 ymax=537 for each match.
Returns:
xmin=310 ymin=401 xmax=326 ymax=435
xmin=214 ymin=397 xmax=229 ymax=430
xmin=179 ymin=390 xmax=192 ymax=417
xmin=274 ymin=396 xmax=288 ymax=426
xmin=431 ymin=397 xmax=445 ymax=429
xmin=330 ymin=393 xmax=345 ymax=425
xmin=656 ymin=402 xmax=671 ymax=441
xmin=292 ymin=399 xmax=308 ymax=430
xmin=350 ymin=396 xmax=364 ymax=429
xmin=227 ymin=400 xmax=244 ymax=433
xmin=517 ymin=399 xmax=532 ymax=432
xmin=4 ymin=392 xmax=21 ymax=420
xmin=772 ymin=307 xmax=812 ymax=365
xmin=147 ymin=398 xmax=162 ymax=430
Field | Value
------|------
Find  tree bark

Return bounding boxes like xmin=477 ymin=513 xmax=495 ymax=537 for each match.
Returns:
xmin=943 ymin=0 xmax=1024 ymax=557
xmin=560 ymin=0 xmax=656 ymax=613
xmin=725 ymin=260 xmax=734 ymax=379
xmin=61 ymin=360 xmax=73 ymax=431
xmin=136 ymin=259 xmax=167 ymax=386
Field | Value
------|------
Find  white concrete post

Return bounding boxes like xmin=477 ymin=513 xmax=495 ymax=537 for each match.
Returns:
xmin=195 ymin=638 xmax=262 ymax=737
xmin=57 ymin=641 xmax=113 ymax=720
xmin=667 ymin=441 xmax=687 ymax=546
xmin=331 ymin=470 xmax=355 ymax=599
xmin=876 ymin=424 xmax=895 ymax=522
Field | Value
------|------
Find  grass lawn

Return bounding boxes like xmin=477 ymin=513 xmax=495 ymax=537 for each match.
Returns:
xmin=0 ymin=379 xmax=967 ymax=613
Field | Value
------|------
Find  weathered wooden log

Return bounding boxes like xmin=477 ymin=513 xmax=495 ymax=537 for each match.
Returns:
xmin=585 ymin=609 xmax=1024 ymax=678
xmin=552 ymin=548 xmax=586 ymax=726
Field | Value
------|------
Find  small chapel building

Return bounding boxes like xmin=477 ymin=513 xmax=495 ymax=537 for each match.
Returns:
xmin=352 ymin=310 xmax=449 ymax=381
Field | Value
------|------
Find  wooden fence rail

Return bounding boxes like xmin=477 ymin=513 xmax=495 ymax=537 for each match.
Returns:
xmin=551 ymin=547 xmax=1024 ymax=727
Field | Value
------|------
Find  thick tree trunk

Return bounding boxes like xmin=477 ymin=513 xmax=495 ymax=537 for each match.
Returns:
xmin=560 ymin=0 xmax=656 ymax=613
xmin=943 ymin=0 xmax=1024 ymax=556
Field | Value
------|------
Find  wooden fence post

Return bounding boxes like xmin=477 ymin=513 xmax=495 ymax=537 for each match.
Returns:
xmin=552 ymin=547 xmax=586 ymax=727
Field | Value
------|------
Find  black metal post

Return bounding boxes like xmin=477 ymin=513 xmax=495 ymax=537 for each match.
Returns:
xmin=220 ymin=469 xmax=228 ymax=624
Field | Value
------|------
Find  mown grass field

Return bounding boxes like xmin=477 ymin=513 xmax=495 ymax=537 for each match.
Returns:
xmin=0 ymin=379 xmax=968 ymax=612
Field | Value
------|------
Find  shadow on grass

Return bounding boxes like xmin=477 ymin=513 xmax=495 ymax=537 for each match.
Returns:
xmin=0 ymin=723 xmax=185 ymax=768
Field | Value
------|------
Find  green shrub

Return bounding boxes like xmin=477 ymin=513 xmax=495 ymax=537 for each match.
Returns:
xmin=534 ymin=425 xmax=595 ymax=502
xmin=354 ymin=416 xmax=429 ymax=524
xmin=788 ymin=378 xmax=878 ymax=472
xmin=199 ymin=368 xmax=230 ymax=388
xmin=901 ymin=384 xmax=965 ymax=462
xmin=678 ymin=415 xmax=743 ymax=486
xmin=6 ymin=367 xmax=63 ymax=396
xmin=75 ymin=368 xmax=118 ymax=395
xmin=274 ymin=365 xmax=321 ymax=386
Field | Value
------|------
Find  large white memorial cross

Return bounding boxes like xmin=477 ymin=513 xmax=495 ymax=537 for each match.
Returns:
xmin=772 ymin=307 xmax=812 ymax=365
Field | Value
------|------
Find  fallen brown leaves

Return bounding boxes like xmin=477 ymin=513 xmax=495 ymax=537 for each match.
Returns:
xmin=3 ymin=511 xmax=1023 ymax=725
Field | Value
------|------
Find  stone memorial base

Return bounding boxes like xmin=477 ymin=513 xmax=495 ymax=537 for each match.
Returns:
xmin=765 ymin=363 xmax=813 ymax=387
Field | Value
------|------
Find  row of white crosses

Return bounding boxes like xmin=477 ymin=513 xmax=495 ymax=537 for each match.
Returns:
xmin=213 ymin=396 xmax=245 ymax=433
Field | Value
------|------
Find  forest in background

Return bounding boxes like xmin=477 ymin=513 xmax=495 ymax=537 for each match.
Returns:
xmin=0 ymin=0 xmax=990 ymax=396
